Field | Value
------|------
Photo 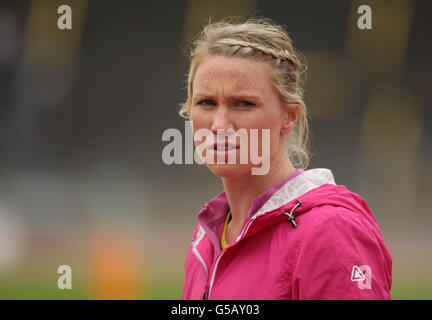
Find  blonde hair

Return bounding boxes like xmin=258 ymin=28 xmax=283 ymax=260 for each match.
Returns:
xmin=179 ymin=17 xmax=311 ymax=169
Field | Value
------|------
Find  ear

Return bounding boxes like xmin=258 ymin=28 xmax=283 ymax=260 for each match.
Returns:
xmin=281 ymin=103 xmax=299 ymax=136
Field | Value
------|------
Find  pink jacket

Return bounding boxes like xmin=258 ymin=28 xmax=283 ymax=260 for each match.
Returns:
xmin=182 ymin=168 xmax=392 ymax=300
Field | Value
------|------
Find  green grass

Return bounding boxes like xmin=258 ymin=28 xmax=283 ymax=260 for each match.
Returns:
xmin=390 ymin=280 xmax=432 ymax=300
xmin=0 ymin=273 xmax=183 ymax=300
xmin=1 ymin=273 xmax=430 ymax=300
xmin=0 ymin=277 xmax=89 ymax=300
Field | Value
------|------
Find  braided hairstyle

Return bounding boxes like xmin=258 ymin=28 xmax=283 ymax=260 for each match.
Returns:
xmin=179 ymin=17 xmax=310 ymax=169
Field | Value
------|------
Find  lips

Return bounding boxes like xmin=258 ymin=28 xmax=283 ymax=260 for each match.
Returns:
xmin=214 ymin=143 xmax=237 ymax=151
xmin=211 ymin=142 xmax=239 ymax=151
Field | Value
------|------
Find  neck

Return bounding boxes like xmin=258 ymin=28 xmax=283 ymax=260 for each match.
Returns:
xmin=222 ymin=151 xmax=296 ymax=228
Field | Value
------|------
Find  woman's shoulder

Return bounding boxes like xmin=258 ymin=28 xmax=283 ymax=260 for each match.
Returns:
xmin=274 ymin=185 xmax=384 ymax=250
xmin=304 ymin=204 xmax=376 ymax=236
xmin=294 ymin=182 xmax=379 ymax=232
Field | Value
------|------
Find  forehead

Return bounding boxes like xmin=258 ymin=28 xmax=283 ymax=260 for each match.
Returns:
xmin=192 ymin=55 xmax=274 ymax=96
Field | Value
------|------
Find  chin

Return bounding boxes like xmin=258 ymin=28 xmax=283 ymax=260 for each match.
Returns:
xmin=206 ymin=163 xmax=251 ymax=178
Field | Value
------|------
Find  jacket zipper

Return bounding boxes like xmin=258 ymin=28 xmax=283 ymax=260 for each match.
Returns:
xmin=191 ymin=241 xmax=209 ymax=300
xmin=198 ymin=201 xmax=302 ymax=299
xmin=202 ymin=216 xmax=257 ymax=300
xmin=202 ymin=248 xmax=224 ymax=300
xmin=205 ymin=249 xmax=225 ymax=299
xmin=203 ymin=279 xmax=210 ymax=300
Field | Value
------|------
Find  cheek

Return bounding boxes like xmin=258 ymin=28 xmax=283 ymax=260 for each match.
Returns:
xmin=259 ymin=121 xmax=284 ymax=158
xmin=248 ymin=117 xmax=282 ymax=141
xmin=190 ymin=112 xmax=211 ymax=149
xmin=190 ymin=110 xmax=204 ymax=132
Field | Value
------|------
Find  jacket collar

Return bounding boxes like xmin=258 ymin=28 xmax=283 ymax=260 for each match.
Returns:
xmin=196 ymin=168 xmax=336 ymax=251
xmin=255 ymin=168 xmax=336 ymax=216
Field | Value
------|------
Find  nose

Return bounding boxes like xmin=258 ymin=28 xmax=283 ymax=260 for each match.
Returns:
xmin=210 ymin=107 xmax=234 ymax=135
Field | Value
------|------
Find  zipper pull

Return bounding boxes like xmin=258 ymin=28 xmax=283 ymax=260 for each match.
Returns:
xmin=203 ymin=283 xmax=209 ymax=300
xmin=202 ymin=277 xmax=210 ymax=300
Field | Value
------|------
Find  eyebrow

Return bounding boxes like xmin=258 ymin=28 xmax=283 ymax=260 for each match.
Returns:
xmin=193 ymin=93 xmax=263 ymax=101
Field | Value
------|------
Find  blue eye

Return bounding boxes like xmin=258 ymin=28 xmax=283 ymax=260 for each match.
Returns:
xmin=197 ymin=99 xmax=216 ymax=106
xmin=237 ymin=100 xmax=255 ymax=107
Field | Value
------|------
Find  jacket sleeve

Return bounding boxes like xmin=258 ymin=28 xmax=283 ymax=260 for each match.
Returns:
xmin=291 ymin=207 xmax=392 ymax=300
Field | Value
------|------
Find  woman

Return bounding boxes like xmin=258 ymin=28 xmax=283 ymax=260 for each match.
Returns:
xmin=180 ymin=18 xmax=392 ymax=300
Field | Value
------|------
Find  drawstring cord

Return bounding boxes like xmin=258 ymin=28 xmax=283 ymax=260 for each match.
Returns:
xmin=282 ymin=200 xmax=302 ymax=228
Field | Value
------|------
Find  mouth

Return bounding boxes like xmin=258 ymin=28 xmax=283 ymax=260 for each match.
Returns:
xmin=208 ymin=142 xmax=239 ymax=151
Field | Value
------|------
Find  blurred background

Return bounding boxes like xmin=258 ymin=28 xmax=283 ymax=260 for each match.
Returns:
xmin=0 ymin=0 xmax=430 ymax=299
